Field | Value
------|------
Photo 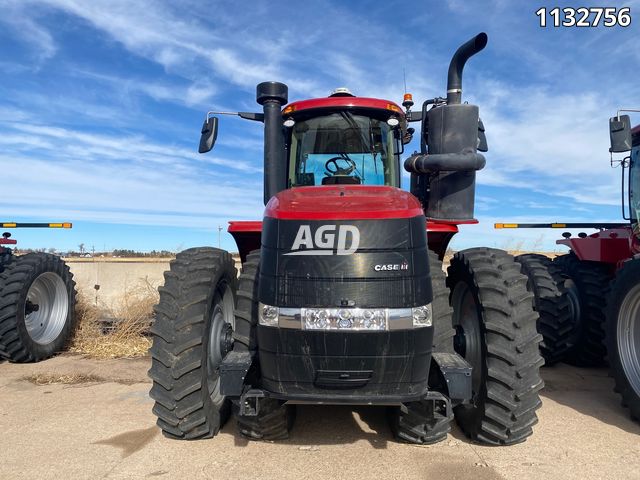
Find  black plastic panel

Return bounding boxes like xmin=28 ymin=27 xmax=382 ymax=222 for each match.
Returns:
xmin=257 ymin=326 xmax=433 ymax=400
xmin=259 ymin=216 xmax=432 ymax=308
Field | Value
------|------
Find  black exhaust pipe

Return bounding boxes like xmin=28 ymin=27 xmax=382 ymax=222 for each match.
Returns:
xmin=257 ymin=81 xmax=288 ymax=205
xmin=407 ymin=33 xmax=488 ymax=221
xmin=446 ymin=32 xmax=487 ymax=105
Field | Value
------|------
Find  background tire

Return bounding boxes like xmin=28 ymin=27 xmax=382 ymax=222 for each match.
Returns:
xmin=606 ymin=259 xmax=640 ymax=422
xmin=389 ymin=397 xmax=452 ymax=445
xmin=515 ymin=254 xmax=573 ymax=365
xmin=554 ymin=253 xmax=611 ymax=367
xmin=447 ymin=248 xmax=544 ymax=445
xmin=389 ymin=250 xmax=454 ymax=445
xmin=232 ymin=250 xmax=295 ymax=440
xmin=0 ymin=253 xmax=76 ymax=362
xmin=234 ymin=398 xmax=295 ymax=440
xmin=149 ymin=247 xmax=237 ymax=440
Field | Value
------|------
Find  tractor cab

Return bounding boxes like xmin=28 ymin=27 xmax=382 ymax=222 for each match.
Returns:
xmin=609 ymin=114 xmax=640 ymax=228
xmin=629 ymin=125 xmax=640 ymax=224
xmin=282 ymin=92 xmax=407 ymax=189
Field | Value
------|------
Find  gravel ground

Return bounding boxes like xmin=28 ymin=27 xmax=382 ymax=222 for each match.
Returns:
xmin=0 ymin=355 xmax=638 ymax=480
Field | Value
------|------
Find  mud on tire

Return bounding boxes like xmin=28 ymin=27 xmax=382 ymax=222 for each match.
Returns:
xmin=447 ymin=248 xmax=544 ymax=445
xmin=149 ymin=247 xmax=237 ymax=440
xmin=0 ymin=252 xmax=76 ymax=363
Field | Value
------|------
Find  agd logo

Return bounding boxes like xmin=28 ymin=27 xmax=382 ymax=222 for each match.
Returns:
xmin=285 ymin=225 xmax=360 ymax=256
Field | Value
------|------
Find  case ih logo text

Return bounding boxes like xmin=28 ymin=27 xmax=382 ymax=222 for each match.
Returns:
xmin=374 ymin=262 xmax=409 ymax=272
xmin=285 ymin=225 xmax=360 ymax=256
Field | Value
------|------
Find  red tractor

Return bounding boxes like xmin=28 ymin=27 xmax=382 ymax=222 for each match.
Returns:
xmin=0 ymin=223 xmax=76 ymax=362
xmin=495 ymin=113 xmax=640 ymax=423
xmin=149 ymin=33 xmax=544 ymax=445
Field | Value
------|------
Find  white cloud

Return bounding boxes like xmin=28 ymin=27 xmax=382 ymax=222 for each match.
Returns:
xmin=0 ymin=1 xmax=57 ymax=62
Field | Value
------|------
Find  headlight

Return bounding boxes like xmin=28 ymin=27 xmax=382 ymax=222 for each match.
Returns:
xmin=258 ymin=303 xmax=432 ymax=330
xmin=304 ymin=308 xmax=387 ymax=331
xmin=411 ymin=304 xmax=432 ymax=327
xmin=259 ymin=304 xmax=279 ymax=326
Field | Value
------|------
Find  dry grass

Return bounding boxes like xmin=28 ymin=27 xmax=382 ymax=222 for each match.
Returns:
xmin=22 ymin=373 xmax=106 ymax=385
xmin=70 ymin=280 xmax=158 ymax=359
xmin=22 ymin=372 xmax=140 ymax=386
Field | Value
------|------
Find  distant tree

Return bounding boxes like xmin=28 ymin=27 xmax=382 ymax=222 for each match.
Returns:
xmin=78 ymin=243 xmax=85 ymax=255
xmin=48 ymin=247 xmax=56 ymax=254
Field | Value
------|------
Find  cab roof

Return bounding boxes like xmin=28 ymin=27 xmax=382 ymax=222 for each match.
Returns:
xmin=282 ymin=96 xmax=405 ymax=118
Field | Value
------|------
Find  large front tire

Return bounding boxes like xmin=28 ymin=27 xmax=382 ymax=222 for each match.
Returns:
xmin=447 ymin=248 xmax=544 ymax=445
xmin=606 ymin=259 xmax=640 ymax=422
xmin=149 ymin=248 xmax=237 ymax=439
xmin=0 ymin=253 xmax=76 ymax=363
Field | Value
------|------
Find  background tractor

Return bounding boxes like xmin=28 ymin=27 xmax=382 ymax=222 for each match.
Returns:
xmin=495 ymin=112 xmax=640 ymax=423
xmin=149 ymin=33 xmax=544 ymax=445
xmin=0 ymin=223 xmax=77 ymax=362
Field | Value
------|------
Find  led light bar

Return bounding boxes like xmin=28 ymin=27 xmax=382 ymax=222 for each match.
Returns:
xmin=1 ymin=222 xmax=72 ymax=229
xmin=259 ymin=303 xmax=432 ymax=331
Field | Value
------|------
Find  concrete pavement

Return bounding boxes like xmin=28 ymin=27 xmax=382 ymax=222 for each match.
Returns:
xmin=1 ymin=356 xmax=638 ymax=480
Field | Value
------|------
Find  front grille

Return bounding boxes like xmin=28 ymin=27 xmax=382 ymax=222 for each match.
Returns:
xmin=266 ymin=275 xmax=430 ymax=309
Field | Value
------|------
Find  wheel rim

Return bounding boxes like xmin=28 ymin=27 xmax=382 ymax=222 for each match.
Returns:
xmin=451 ymin=281 xmax=483 ymax=400
xmin=617 ymin=284 xmax=640 ymax=396
xmin=207 ymin=281 xmax=235 ymax=402
xmin=24 ymin=272 xmax=69 ymax=345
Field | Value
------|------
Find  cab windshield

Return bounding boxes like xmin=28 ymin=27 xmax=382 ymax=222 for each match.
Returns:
xmin=287 ymin=112 xmax=399 ymax=187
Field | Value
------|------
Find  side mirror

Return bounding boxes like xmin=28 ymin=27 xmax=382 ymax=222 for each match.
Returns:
xmin=477 ymin=118 xmax=488 ymax=152
xmin=198 ymin=117 xmax=218 ymax=153
xmin=609 ymin=114 xmax=632 ymax=153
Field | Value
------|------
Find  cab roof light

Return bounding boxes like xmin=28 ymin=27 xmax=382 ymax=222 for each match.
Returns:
xmin=282 ymin=104 xmax=296 ymax=115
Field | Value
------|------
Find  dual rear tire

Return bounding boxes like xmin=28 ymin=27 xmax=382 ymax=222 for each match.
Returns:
xmin=393 ymin=248 xmax=544 ymax=446
xmin=0 ymin=252 xmax=76 ymax=363
xmin=447 ymin=248 xmax=544 ymax=445
xmin=553 ymin=253 xmax=610 ymax=367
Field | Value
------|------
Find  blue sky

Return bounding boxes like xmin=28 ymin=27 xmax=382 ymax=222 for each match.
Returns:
xmin=1 ymin=0 xmax=638 ymax=253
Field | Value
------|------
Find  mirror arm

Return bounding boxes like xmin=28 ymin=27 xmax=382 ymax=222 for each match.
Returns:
xmin=617 ymin=108 xmax=640 ymax=119
xmin=205 ymin=111 xmax=264 ymax=122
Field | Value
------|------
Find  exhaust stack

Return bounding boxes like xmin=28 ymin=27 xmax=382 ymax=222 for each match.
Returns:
xmin=446 ymin=33 xmax=488 ymax=105
xmin=406 ymin=33 xmax=488 ymax=221
xmin=257 ymin=81 xmax=288 ymax=205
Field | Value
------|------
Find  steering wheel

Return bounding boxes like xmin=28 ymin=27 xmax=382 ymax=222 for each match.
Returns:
xmin=325 ymin=156 xmax=357 ymax=176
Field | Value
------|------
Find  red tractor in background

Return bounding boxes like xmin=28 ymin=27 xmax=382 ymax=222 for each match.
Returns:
xmin=0 ymin=223 xmax=77 ymax=363
xmin=495 ymin=113 xmax=640 ymax=423
xmin=149 ymin=33 xmax=545 ymax=445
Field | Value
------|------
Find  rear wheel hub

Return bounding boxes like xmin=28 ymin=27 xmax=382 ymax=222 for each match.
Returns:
xmin=24 ymin=272 xmax=69 ymax=345
xmin=206 ymin=282 xmax=236 ymax=401
xmin=451 ymin=281 xmax=483 ymax=401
